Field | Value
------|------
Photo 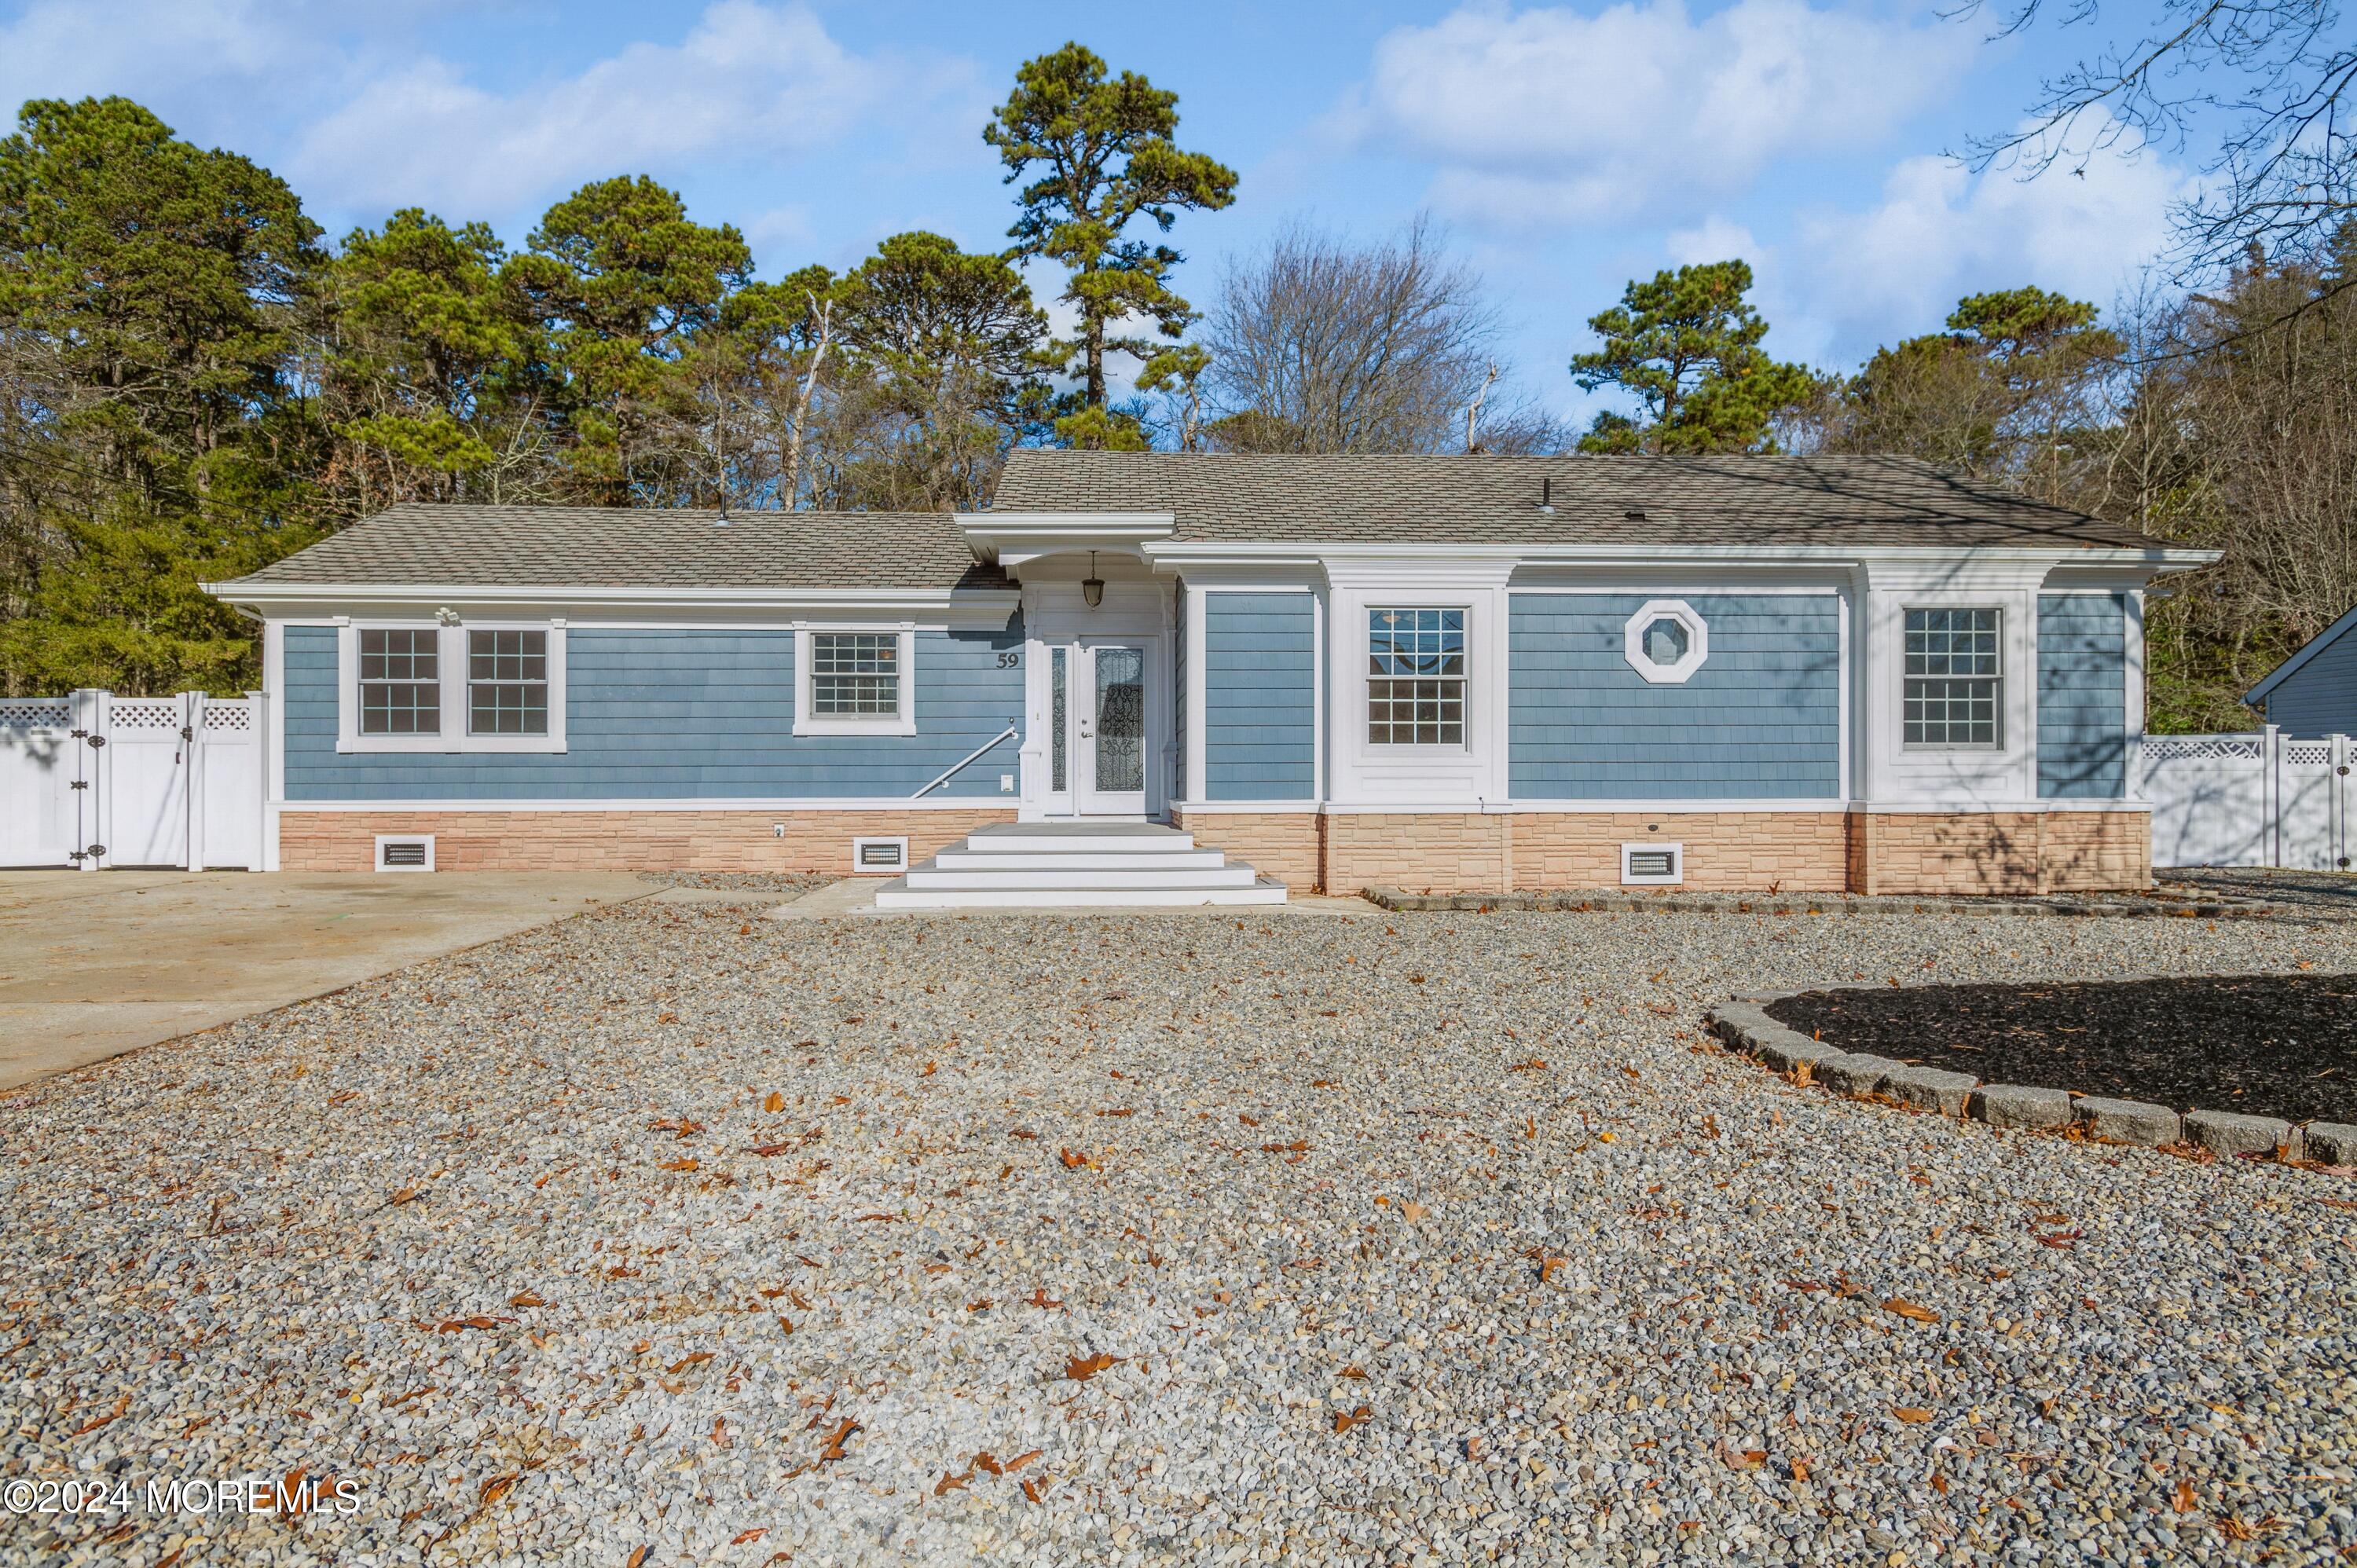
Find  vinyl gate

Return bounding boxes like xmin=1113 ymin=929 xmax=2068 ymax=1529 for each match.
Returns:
xmin=2139 ymin=727 xmax=2353 ymax=870
xmin=0 ymin=690 xmax=266 ymax=870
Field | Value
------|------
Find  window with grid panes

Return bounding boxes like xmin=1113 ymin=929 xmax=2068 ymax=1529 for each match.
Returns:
xmin=1367 ymin=607 xmax=1466 ymax=746
xmin=810 ymin=633 xmax=900 ymax=716
xmin=467 ymin=629 xmax=549 ymax=735
xmin=1903 ymin=608 xmax=2002 ymax=747
xmin=357 ymin=628 xmax=441 ymax=735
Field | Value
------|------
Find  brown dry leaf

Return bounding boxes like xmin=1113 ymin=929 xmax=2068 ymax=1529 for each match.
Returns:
xmin=818 ymin=1418 xmax=861 ymax=1462
xmin=1930 ymin=1471 xmax=1949 ymax=1496
xmin=1538 ymin=1256 xmax=1569 ymax=1284
xmin=1892 ymin=1407 xmax=1933 ymax=1423
xmin=934 ymin=1469 xmax=971 ymax=1496
xmin=2219 ymin=1515 xmax=2258 ymax=1541
xmin=1064 ymin=1352 xmax=1123 ymax=1382
xmin=1006 ymin=1449 xmax=1043 ymax=1471
xmin=627 ymin=1548 xmax=651 ymax=1568
xmin=922 ymin=1061 xmax=938 ymax=1078
xmin=437 ymin=1316 xmax=508 ymax=1333
xmin=667 ymin=1351 xmax=715 ymax=1374
xmin=1238 ymin=1113 xmax=1260 ymax=1127
xmin=973 ymin=1452 xmax=1003 ymax=1475
xmin=1058 ymin=1148 xmax=1099 ymax=1171
xmin=764 ymin=1091 xmax=785 ymax=1113
xmin=478 ymin=1475 xmax=517 ymax=1508
xmin=659 ymin=1157 xmax=699 ymax=1173
xmin=1332 ymin=1404 xmax=1373 ymax=1434
xmin=1399 ymin=1201 xmax=1428 ymax=1223
xmin=1790 ymin=1457 xmax=1809 ymax=1482
xmin=508 ymin=1291 xmax=547 ymax=1309
xmin=1507 ymin=1059 xmax=1548 ymax=1072
xmin=1021 ymin=1478 xmax=1043 ymax=1504
xmin=2175 ymin=1478 xmax=2198 ymax=1513
xmin=387 ymin=1186 xmax=419 ymax=1206
xmin=1596 ymin=1131 xmax=1617 ymax=1144
xmin=1340 ymin=1365 xmax=1369 ymax=1380
xmin=776 ymin=1317 xmax=794 ymax=1335
xmin=731 ymin=1528 xmax=768 ymax=1545
xmin=748 ymin=1141 xmax=794 ymax=1157
xmin=1882 ymin=1298 xmax=1940 ymax=1324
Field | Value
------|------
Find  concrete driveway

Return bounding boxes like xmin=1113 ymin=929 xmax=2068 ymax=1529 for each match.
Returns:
xmin=0 ymin=871 xmax=652 ymax=1090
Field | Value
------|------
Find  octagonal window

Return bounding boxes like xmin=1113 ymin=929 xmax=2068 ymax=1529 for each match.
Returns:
xmin=1622 ymin=599 xmax=1708 ymax=683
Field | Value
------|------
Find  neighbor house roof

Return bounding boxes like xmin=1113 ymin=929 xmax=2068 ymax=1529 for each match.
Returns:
xmin=990 ymin=451 xmax=2163 ymax=551
xmin=2244 ymin=600 xmax=2357 ymax=705
xmin=219 ymin=503 xmax=1009 ymax=591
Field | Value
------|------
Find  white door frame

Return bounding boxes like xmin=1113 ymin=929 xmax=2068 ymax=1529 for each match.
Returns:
xmin=1020 ymin=581 xmax=1173 ymax=821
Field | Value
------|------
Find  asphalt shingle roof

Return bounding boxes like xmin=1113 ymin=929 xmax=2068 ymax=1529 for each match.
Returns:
xmin=990 ymin=450 xmax=2159 ymax=551
xmin=226 ymin=504 xmax=1009 ymax=590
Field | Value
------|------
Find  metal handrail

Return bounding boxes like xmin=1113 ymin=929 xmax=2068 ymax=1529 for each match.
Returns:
xmin=911 ymin=724 xmax=1019 ymax=799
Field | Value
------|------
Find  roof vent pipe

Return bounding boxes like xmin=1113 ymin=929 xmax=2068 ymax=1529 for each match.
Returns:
xmin=1538 ymin=477 xmax=1555 ymax=516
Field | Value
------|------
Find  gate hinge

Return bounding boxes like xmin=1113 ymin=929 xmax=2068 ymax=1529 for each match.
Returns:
xmin=180 ymin=725 xmax=194 ymax=742
xmin=70 ymin=779 xmax=88 ymax=790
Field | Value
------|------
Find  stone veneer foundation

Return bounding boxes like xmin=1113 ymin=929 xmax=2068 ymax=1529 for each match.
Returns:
xmin=1173 ymin=808 xmax=2151 ymax=897
xmin=277 ymin=808 xmax=1017 ymax=874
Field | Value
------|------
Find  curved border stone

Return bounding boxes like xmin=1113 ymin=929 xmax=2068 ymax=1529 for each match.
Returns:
xmin=1707 ymin=984 xmax=2345 ymax=1169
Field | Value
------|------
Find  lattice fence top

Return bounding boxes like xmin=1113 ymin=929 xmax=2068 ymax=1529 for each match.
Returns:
xmin=108 ymin=699 xmax=183 ymax=730
xmin=2141 ymin=735 xmax=2263 ymax=762
xmin=202 ymin=703 xmax=253 ymax=731
xmin=2284 ymin=740 xmax=2337 ymax=766
xmin=0 ymin=699 xmax=71 ymax=729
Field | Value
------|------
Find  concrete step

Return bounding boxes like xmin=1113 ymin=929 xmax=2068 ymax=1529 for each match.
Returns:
xmin=962 ymin=824 xmax=1196 ymax=854
xmin=873 ymin=877 xmax=1288 ymax=910
xmin=904 ymin=863 xmax=1259 ymax=892
xmin=932 ymin=848 xmax=1230 ymax=871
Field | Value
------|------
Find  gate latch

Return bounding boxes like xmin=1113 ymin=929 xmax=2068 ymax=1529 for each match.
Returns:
xmin=85 ymin=735 xmax=104 ymax=749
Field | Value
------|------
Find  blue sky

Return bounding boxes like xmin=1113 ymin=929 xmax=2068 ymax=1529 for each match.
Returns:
xmin=0 ymin=0 xmax=2197 ymax=428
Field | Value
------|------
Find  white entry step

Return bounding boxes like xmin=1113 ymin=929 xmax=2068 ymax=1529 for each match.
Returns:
xmin=874 ymin=821 xmax=1287 ymax=909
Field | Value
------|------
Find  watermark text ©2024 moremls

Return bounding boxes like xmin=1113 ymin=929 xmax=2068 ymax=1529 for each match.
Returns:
xmin=4 ymin=1471 xmax=361 ymax=1519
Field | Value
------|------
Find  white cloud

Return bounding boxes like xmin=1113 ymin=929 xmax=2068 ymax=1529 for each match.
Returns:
xmin=287 ymin=1 xmax=977 ymax=218
xmin=0 ymin=0 xmax=331 ymax=123
xmin=1789 ymin=126 xmax=2193 ymax=356
xmin=1359 ymin=0 xmax=1968 ymax=227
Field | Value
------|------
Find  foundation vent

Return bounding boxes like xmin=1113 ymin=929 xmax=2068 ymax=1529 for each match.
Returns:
xmin=376 ymin=835 xmax=435 ymax=872
xmin=853 ymin=837 xmax=908 ymax=873
xmin=1619 ymin=842 xmax=1682 ymax=885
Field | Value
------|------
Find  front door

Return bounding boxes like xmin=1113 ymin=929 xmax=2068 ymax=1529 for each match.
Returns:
xmin=1076 ymin=642 xmax=1148 ymax=815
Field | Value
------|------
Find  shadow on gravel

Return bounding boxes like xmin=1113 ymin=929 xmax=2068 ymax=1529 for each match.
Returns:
xmin=2162 ymin=866 xmax=2357 ymax=918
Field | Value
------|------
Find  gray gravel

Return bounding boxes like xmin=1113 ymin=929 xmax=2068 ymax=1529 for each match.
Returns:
xmin=2 ymin=903 xmax=2355 ymax=1566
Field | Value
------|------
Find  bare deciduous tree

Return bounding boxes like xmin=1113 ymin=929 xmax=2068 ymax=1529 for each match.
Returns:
xmin=1201 ymin=218 xmax=1559 ymax=454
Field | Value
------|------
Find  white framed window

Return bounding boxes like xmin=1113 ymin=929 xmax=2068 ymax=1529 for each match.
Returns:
xmin=1623 ymin=599 xmax=1709 ymax=684
xmin=1903 ymin=607 xmax=2002 ymax=749
xmin=1367 ymin=606 xmax=1466 ymax=747
xmin=339 ymin=621 xmax=566 ymax=753
xmin=794 ymin=628 xmax=916 ymax=736
xmin=1620 ymin=841 xmax=1684 ymax=885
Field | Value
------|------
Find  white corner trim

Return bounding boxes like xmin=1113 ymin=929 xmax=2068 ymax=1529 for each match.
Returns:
xmin=792 ymin=628 xmax=918 ymax=738
xmin=1623 ymin=599 xmax=1708 ymax=684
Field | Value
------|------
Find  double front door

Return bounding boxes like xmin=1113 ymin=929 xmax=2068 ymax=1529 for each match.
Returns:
xmin=1052 ymin=640 xmax=1149 ymax=815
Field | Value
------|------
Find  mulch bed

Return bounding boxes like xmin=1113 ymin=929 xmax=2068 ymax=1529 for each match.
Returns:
xmin=1766 ymin=972 xmax=2357 ymax=1123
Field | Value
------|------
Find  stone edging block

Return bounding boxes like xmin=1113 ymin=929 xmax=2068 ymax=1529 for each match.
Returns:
xmin=1707 ymin=985 xmax=2346 ymax=1171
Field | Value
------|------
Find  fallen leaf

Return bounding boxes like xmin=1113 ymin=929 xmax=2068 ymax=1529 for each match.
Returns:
xmin=667 ymin=1352 xmax=714 ymax=1374
xmin=1339 ymin=1365 xmax=1369 ymax=1380
xmin=934 ymin=1469 xmax=971 ymax=1496
xmin=1021 ymin=1478 xmax=1043 ymax=1504
xmin=818 ymin=1418 xmax=861 ymax=1462
xmin=1882 ymin=1298 xmax=1940 ymax=1324
xmin=2175 ymin=1478 xmax=2198 ymax=1514
xmin=386 ymin=1186 xmax=419 ymax=1206
xmin=1005 ymin=1449 xmax=1042 ymax=1471
xmin=1930 ymin=1470 xmax=1949 ymax=1495
xmin=1596 ymin=1131 xmax=1617 ymax=1144
xmin=775 ymin=1317 xmax=794 ymax=1335
xmin=1064 ymin=1352 xmax=1123 ymax=1382
xmin=732 ymin=1528 xmax=768 ymax=1545
xmin=659 ymin=1157 xmax=699 ymax=1173
xmin=1790 ymin=1457 xmax=1809 ymax=1482
xmin=627 ymin=1548 xmax=651 ymax=1568
xmin=436 ymin=1316 xmax=510 ymax=1333
xmin=478 ymin=1475 xmax=516 ymax=1508
xmin=921 ymin=1061 xmax=937 ymax=1078
xmin=1238 ymin=1113 xmax=1260 ymax=1127
xmin=1399 ymin=1201 xmax=1428 ymax=1223
xmin=1538 ymin=1256 xmax=1569 ymax=1283
xmin=1893 ymin=1407 xmax=1934 ymax=1424
xmin=1507 ymin=1059 xmax=1548 ymax=1072
xmin=1333 ymin=1404 xmax=1373 ymax=1434
xmin=973 ymin=1452 xmax=1003 ymax=1475
xmin=508 ymin=1291 xmax=547 ymax=1309
xmin=764 ymin=1091 xmax=785 ymax=1113
xmin=1058 ymin=1148 xmax=1100 ymax=1171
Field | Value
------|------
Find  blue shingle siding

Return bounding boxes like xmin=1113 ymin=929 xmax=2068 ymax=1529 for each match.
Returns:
xmin=2036 ymin=594 xmax=2129 ymax=798
xmin=1203 ymin=592 xmax=1315 ymax=800
xmin=1508 ymin=593 xmax=1842 ymax=798
xmin=282 ymin=618 xmax=1025 ymax=800
xmin=2263 ymin=621 xmax=2357 ymax=736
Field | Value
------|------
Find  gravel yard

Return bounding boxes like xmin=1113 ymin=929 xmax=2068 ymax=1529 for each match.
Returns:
xmin=3 ymin=899 xmax=2355 ymax=1566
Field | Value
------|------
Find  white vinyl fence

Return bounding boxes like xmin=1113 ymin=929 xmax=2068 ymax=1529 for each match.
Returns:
xmin=2139 ymin=727 xmax=2353 ymax=870
xmin=0 ymin=690 xmax=267 ymax=870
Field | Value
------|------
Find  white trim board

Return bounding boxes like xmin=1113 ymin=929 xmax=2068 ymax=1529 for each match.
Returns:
xmin=274 ymin=797 xmax=1019 ymax=812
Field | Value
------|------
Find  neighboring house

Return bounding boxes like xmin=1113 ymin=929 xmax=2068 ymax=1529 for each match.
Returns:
xmin=2244 ymin=603 xmax=2357 ymax=737
xmin=207 ymin=452 xmax=2214 ymax=897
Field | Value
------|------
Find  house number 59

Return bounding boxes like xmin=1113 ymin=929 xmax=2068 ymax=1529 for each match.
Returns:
xmin=996 ymin=653 xmax=1020 ymax=668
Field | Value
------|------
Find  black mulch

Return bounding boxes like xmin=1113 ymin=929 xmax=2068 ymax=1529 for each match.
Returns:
xmin=1765 ymin=973 xmax=2357 ymax=1123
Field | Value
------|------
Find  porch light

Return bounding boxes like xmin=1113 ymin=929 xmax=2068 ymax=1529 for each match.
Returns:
xmin=1082 ymin=551 xmax=1104 ymax=609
